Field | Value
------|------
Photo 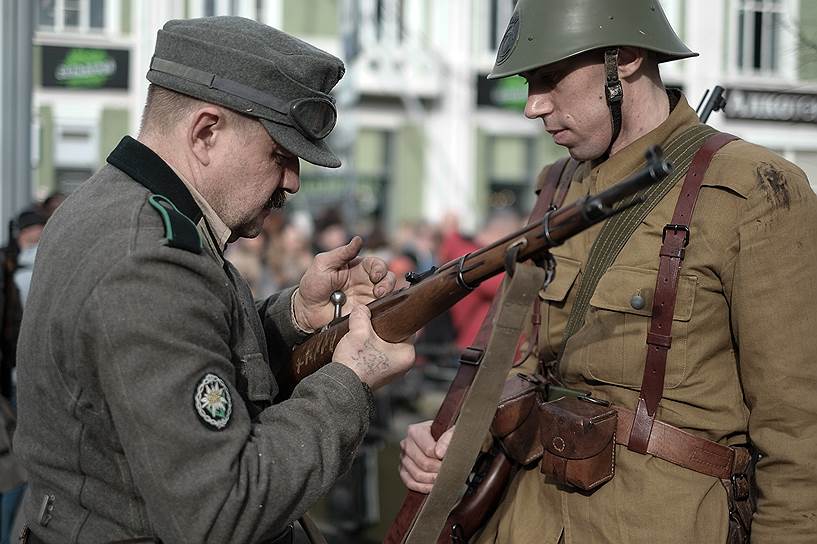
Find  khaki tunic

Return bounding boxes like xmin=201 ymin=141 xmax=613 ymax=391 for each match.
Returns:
xmin=476 ymin=95 xmax=817 ymax=543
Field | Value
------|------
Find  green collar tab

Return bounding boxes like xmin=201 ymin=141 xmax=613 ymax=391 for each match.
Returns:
xmin=148 ymin=194 xmax=202 ymax=254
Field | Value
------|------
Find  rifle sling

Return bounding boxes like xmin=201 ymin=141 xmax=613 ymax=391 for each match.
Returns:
xmin=404 ymin=262 xmax=545 ymax=544
xmin=385 ymin=157 xmax=575 ymax=544
xmin=557 ymin=124 xmax=717 ymax=361
xmin=426 ymin=157 xmax=576 ymax=441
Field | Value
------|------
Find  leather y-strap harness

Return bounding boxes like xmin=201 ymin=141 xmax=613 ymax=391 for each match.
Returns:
xmin=627 ymin=132 xmax=739 ymax=453
xmin=535 ymin=132 xmax=747 ymax=481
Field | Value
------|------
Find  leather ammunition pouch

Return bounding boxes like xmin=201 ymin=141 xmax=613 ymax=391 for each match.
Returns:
xmin=490 ymin=374 xmax=545 ymax=466
xmin=538 ymin=396 xmax=617 ymax=491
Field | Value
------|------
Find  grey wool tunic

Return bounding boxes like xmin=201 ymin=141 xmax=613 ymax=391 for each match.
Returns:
xmin=14 ymin=136 xmax=373 ymax=543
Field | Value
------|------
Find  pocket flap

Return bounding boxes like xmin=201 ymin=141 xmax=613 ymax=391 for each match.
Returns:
xmin=538 ymin=397 xmax=616 ymax=459
xmin=589 ymin=265 xmax=696 ymax=322
xmin=539 ymin=255 xmax=582 ymax=303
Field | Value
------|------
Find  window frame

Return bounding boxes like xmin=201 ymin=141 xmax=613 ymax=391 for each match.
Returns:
xmin=36 ymin=0 xmax=110 ymax=34
xmin=730 ymin=0 xmax=798 ymax=81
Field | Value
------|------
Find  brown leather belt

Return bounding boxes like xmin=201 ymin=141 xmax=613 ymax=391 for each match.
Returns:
xmin=613 ymin=404 xmax=746 ymax=480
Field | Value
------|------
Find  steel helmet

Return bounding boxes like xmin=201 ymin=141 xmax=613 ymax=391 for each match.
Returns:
xmin=489 ymin=0 xmax=696 ymax=79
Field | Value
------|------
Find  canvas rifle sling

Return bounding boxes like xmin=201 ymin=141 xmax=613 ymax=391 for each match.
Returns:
xmin=399 ymin=159 xmax=575 ymax=543
xmin=404 ymin=262 xmax=544 ymax=544
xmin=556 ymin=124 xmax=717 ymax=361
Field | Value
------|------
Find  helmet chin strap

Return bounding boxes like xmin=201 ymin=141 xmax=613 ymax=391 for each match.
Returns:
xmin=603 ymin=48 xmax=623 ymax=160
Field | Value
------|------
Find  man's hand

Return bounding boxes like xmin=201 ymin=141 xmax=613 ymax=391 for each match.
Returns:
xmin=293 ymin=236 xmax=396 ymax=331
xmin=399 ymin=421 xmax=454 ymax=493
xmin=333 ymin=304 xmax=415 ymax=390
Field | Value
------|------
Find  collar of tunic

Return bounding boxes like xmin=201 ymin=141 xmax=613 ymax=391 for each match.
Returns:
xmin=106 ymin=136 xmax=232 ymax=259
xmin=587 ymin=91 xmax=701 ymax=194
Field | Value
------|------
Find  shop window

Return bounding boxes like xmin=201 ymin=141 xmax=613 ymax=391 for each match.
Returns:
xmin=37 ymin=0 xmax=107 ymax=32
xmin=90 ymin=0 xmax=105 ymax=28
xmin=197 ymin=0 xmax=247 ymax=17
xmin=37 ymin=0 xmax=56 ymax=27
xmin=489 ymin=0 xmax=517 ymax=52
xmin=64 ymin=0 xmax=80 ymax=27
xmin=485 ymin=134 xmax=536 ymax=215
xmin=735 ymin=0 xmax=786 ymax=74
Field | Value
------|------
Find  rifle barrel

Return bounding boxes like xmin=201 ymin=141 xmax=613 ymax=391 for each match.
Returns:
xmin=286 ymin=146 xmax=673 ymax=387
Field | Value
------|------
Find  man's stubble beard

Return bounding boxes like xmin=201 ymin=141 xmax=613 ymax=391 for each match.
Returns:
xmin=233 ymin=187 xmax=288 ymax=239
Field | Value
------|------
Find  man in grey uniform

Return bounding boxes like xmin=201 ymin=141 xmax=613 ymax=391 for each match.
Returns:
xmin=14 ymin=16 xmax=415 ymax=544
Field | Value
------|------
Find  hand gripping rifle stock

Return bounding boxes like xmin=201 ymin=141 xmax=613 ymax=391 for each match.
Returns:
xmin=284 ymin=148 xmax=671 ymax=394
xmin=383 ymin=146 xmax=672 ymax=544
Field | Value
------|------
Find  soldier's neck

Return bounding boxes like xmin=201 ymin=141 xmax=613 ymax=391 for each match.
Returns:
xmin=608 ymin=81 xmax=671 ymax=158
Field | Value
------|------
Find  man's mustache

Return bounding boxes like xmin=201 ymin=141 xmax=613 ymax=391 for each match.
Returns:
xmin=266 ymin=189 xmax=287 ymax=209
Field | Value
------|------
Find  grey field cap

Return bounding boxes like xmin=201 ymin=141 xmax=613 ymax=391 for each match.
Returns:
xmin=147 ymin=16 xmax=344 ymax=168
xmin=489 ymin=0 xmax=697 ymax=79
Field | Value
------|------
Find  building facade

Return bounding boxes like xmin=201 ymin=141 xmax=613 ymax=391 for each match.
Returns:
xmin=29 ymin=0 xmax=817 ymax=235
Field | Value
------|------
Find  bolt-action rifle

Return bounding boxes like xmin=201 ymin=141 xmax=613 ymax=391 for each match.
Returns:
xmin=284 ymin=148 xmax=671 ymax=395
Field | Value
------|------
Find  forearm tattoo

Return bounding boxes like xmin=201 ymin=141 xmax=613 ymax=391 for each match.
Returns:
xmin=352 ymin=340 xmax=389 ymax=374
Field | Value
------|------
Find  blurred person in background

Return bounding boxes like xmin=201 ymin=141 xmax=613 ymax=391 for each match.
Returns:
xmin=437 ymin=209 xmax=521 ymax=350
xmin=0 ymin=206 xmax=51 ymax=544
xmin=10 ymin=210 xmax=48 ymax=307
xmin=313 ymin=207 xmax=349 ymax=255
xmin=265 ymin=216 xmax=314 ymax=289
xmin=38 ymin=193 xmax=66 ymax=220
xmin=14 ymin=16 xmax=415 ymax=544
xmin=225 ymin=235 xmax=277 ymax=299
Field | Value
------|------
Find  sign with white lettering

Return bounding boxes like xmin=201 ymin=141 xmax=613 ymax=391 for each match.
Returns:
xmin=725 ymin=88 xmax=817 ymax=124
xmin=476 ymin=74 xmax=527 ymax=110
xmin=42 ymin=46 xmax=129 ymax=90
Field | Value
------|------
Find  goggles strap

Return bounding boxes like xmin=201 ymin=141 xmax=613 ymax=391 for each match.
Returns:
xmin=149 ymin=57 xmax=335 ymax=139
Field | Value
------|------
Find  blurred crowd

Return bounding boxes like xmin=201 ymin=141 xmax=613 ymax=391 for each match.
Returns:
xmin=225 ymin=204 xmax=524 ymax=369
xmin=0 ymin=192 xmax=65 ymax=544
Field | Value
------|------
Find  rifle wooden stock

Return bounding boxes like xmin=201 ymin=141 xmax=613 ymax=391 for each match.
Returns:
xmin=287 ymin=148 xmax=670 ymax=391
xmin=438 ymin=448 xmax=517 ymax=543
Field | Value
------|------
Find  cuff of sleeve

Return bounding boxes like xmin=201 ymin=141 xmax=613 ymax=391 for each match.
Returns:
xmin=266 ymin=286 xmax=311 ymax=347
xmin=312 ymin=363 xmax=375 ymax=425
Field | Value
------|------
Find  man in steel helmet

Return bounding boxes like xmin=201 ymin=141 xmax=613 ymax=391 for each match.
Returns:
xmin=399 ymin=1 xmax=817 ymax=542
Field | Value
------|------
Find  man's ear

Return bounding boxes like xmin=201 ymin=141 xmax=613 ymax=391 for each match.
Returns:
xmin=188 ymin=106 xmax=223 ymax=167
xmin=618 ymin=47 xmax=647 ymax=79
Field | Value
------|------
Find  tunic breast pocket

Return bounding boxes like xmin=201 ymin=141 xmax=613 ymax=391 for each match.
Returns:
xmin=581 ymin=265 xmax=697 ymax=390
xmin=538 ymin=255 xmax=582 ymax=355
xmin=237 ymin=352 xmax=277 ymax=403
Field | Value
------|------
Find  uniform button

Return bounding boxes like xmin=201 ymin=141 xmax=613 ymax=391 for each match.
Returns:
xmin=630 ymin=293 xmax=646 ymax=310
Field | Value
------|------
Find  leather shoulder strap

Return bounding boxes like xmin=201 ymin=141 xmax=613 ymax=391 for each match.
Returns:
xmin=558 ymin=124 xmax=716 ymax=360
xmin=627 ymin=132 xmax=739 ymax=454
xmin=532 ymin=157 xmax=575 ymax=221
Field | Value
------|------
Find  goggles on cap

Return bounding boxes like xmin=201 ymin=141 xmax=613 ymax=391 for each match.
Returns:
xmin=149 ymin=57 xmax=337 ymax=141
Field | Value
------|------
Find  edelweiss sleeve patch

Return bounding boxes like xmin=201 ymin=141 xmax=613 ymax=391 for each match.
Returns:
xmin=194 ymin=373 xmax=233 ymax=430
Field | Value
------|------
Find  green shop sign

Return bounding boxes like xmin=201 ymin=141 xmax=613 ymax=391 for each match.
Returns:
xmin=42 ymin=45 xmax=129 ymax=89
xmin=476 ymin=74 xmax=527 ymax=110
